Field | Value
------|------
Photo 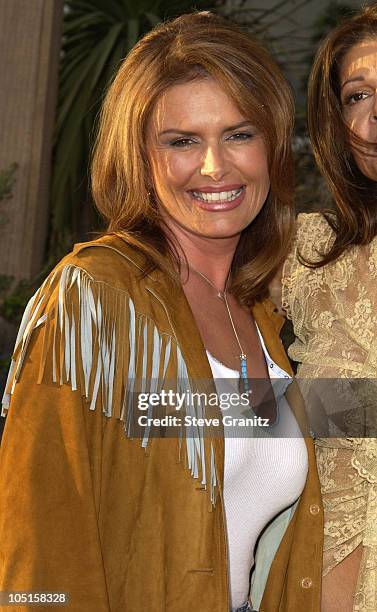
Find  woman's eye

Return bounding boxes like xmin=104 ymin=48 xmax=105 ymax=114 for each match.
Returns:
xmin=169 ymin=138 xmax=195 ymax=147
xmin=227 ymin=132 xmax=254 ymax=141
xmin=345 ymin=91 xmax=371 ymax=105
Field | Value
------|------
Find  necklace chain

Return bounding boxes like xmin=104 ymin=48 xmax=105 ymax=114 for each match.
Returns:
xmin=181 ymin=260 xmax=246 ymax=361
xmin=222 ymin=292 xmax=246 ymax=360
xmin=184 ymin=263 xmax=227 ymax=299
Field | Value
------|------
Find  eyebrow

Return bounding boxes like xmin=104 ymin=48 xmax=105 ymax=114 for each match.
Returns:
xmin=158 ymin=121 xmax=254 ymax=137
xmin=341 ymin=75 xmax=366 ymax=90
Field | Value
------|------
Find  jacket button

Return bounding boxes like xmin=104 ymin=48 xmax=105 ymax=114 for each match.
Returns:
xmin=309 ymin=504 xmax=320 ymax=515
xmin=301 ymin=577 xmax=313 ymax=589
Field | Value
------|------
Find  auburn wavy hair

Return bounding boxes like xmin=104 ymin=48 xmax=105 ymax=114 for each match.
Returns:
xmin=307 ymin=3 xmax=377 ymax=267
xmin=91 ymin=11 xmax=295 ymax=305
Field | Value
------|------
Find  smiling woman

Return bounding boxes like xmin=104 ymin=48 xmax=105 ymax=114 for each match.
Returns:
xmin=146 ymin=78 xmax=270 ymax=240
xmin=92 ymin=13 xmax=295 ymax=307
xmin=0 ymin=11 xmax=323 ymax=612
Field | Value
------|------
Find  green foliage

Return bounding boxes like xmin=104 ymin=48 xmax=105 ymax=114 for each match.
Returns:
xmin=0 ymin=165 xmax=18 ymax=326
xmin=0 ymin=355 xmax=11 ymax=376
xmin=0 ymin=261 xmax=57 ymax=326
xmin=311 ymin=0 xmax=354 ymax=43
xmin=0 ymin=280 xmax=34 ymax=325
xmin=0 ymin=275 xmax=13 ymax=296
xmin=51 ymin=0 xmax=214 ymax=257
xmin=0 ymin=163 xmax=18 ymax=227
xmin=301 ymin=1 xmax=354 ymax=91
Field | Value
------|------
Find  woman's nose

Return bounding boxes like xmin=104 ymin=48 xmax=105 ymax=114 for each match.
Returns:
xmin=200 ymin=145 xmax=228 ymax=181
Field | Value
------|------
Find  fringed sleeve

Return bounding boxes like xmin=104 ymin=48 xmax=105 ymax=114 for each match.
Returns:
xmin=3 ymin=263 xmax=139 ymax=419
xmin=2 ymin=261 xmax=215 ymax=497
xmin=0 ymin=274 xmax=111 ymax=610
xmin=3 ymin=263 xmax=175 ymax=423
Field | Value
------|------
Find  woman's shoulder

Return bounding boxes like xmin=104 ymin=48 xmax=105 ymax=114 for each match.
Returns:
xmin=295 ymin=212 xmax=335 ymax=256
xmin=57 ymin=233 xmax=148 ymax=289
xmin=283 ymin=212 xmax=336 ymax=271
xmin=281 ymin=212 xmax=335 ymax=319
xmin=296 ymin=211 xmax=333 ymax=229
xmin=13 ymin=235 xmax=149 ymax=338
xmin=2 ymin=235 xmax=164 ymax=418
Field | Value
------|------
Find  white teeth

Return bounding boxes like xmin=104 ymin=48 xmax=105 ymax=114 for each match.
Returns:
xmin=191 ymin=188 xmax=243 ymax=203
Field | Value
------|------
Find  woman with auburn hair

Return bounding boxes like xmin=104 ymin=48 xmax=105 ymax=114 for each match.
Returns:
xmin=281 ymin=3 xmax=377 ymax=611
xmin=0 ymin=12 xmax=322 ymax=612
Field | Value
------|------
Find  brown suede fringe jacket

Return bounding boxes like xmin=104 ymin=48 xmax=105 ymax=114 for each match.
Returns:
xmin=0 ymin=235 xmax=323 ymax=612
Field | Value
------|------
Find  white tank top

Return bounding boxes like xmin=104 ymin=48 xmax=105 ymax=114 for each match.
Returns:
xmin=206 ymin=328 xmax=308 ymax=610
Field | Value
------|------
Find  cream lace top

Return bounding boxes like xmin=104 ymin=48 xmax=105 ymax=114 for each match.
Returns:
xmin=282 ymin=212 xmax=377 ymax=377
xmin=282 ymin=212 xmax=377 ymax=611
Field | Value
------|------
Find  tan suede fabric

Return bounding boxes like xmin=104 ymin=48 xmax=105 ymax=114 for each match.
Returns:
xmin=0 ymin=235 xmax=323 ymax=611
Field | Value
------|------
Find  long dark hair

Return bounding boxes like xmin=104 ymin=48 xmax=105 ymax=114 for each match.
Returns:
xmin=307 ymin=3 xmax=377 ymax=267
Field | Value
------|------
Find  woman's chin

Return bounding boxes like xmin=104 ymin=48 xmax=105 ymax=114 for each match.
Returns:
xmin=355 ymin=158 xmax=377 ymax=182
xmin=162 ymin=213 xmax=251 ymax=241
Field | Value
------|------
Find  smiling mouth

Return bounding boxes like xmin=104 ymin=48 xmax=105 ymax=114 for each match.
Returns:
xmin=190 ymin=187 xmax=244 ymax=203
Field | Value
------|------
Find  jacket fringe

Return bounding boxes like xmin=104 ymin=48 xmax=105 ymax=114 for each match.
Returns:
xmin=2 ymin=263 xmax=216 ymax=502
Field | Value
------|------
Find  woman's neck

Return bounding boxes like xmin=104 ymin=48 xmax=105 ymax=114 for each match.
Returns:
xmin=164 ymin=220 xmax=240 ymax=291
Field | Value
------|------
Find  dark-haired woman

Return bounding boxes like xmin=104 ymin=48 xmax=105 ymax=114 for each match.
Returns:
xmin=282 ymin=4 xmax=377 ymax=611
